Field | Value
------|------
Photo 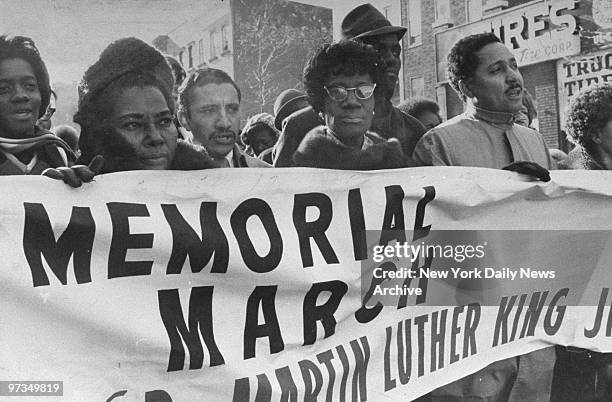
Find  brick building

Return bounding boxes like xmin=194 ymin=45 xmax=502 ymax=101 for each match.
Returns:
xmin=400 ymin=0 xmax=612 ymax=151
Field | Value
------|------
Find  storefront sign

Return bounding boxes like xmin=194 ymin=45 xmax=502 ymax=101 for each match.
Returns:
xmin=435 ymin=0 xmax=580 ymax=81
xmin=490 ymin=0 xmax=579 ymax=66
xmin=557 ymin=50 xmax=612 ymax=128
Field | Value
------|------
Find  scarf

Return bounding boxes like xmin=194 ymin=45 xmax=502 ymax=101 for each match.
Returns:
xmin=0 ymin=132 xmax=76 ymax=173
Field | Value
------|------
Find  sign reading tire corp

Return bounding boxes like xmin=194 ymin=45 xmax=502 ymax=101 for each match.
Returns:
xmin=557 ymin=50 xmax=612 ymax=128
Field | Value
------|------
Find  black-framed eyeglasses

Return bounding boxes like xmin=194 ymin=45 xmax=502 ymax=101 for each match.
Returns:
xmin=324 ymin=83 xmax=376 ymax=102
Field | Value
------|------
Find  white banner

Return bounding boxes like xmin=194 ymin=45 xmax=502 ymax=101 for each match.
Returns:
xmin=1 ymin=167 xmax=612 ymax=401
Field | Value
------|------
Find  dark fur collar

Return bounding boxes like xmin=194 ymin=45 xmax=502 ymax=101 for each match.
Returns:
xmin=170 ymin=140 xmax=217 ymax=170
xmin=78 ymin=138 xmax=216 ymax=172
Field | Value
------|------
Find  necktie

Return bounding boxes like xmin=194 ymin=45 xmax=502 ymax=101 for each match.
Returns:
xmin=504 ymin=128 xmax=534 ymax=164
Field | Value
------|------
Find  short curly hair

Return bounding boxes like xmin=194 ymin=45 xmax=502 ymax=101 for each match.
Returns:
xmin=303 ymin=40 xmax=382 ymax=114
xmin=0 ymin=35 xmax=52 ymax=119
xmin=447 ymin=32 xmax=501 ymax=102
xmin=565 ymin=83 xmax=612 ymax=154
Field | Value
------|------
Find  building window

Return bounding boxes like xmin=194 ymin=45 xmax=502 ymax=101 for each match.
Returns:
xmin=178 ymin=50 xmax=184 ymax=66
xmin=466 ymin=0 xmax=483 ymax=22
xmin=221 ymin=25 xmax=230 ymax=52
xmin=434 ymin=0 xmax=451 ymax=25
xmin=209 ymin=31 xmax=218 ymax=60
xmin=198 ymin=39 xmax=204 ymax=65
xmin=407 ymin=0 xmax=422 ymax=47
xmin=187 ymin=44 xmax=194 ymax=68
xmin=410 ymin=76 xmax=424 ymax=98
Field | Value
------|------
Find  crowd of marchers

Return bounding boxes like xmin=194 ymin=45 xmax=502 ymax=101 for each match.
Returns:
xmin=1 ymin=2 xmax=611 ymax=401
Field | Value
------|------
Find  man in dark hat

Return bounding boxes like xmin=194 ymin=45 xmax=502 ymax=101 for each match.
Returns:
xmin=273 ymin=88 xmax=309 ymax=132
xmin=341 ymin=3 xmax=426 ymax=156
xmin=272 ymin=3 xmax=425 ymax=167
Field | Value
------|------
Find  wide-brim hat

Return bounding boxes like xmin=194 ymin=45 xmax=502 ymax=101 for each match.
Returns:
xmin=341 ymin=3 xmax=407 ymax=41
xmin=273 ymin=88 xmax=307 ymax=130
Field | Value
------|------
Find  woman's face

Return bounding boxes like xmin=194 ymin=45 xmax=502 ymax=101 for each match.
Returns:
xmin=109 ymin=86 xmax=177 ymax=170
xmin=323 ymin=73 xmax=374 ymax=147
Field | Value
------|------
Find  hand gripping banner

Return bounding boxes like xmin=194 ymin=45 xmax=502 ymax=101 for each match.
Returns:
xmin=1 ymin=167 xmax=612 ymax=401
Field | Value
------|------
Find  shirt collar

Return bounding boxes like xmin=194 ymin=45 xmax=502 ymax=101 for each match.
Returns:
xmin=466 ymin=103 xmax=516 ymax=127
xmin=224 ymin=148 xmax=234 ymax=167
xmin=224 ymin=149 xmax=234 ymax=167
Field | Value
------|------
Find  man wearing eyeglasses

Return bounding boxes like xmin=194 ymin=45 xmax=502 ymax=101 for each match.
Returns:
xmin=272 ymin=3 xmax=425 ymax=167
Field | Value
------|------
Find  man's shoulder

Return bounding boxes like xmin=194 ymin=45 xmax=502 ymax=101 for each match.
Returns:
xmin=281 ymin=106 xmax=321 ymax=141
xmin=512 ymin=122 xmax=544 ymax=137
xmin=413 ymin=114 xmax=479 ymax=161
xmin=510 ymin=123 xmax=551 ymax=152
xmin=421 ymin=113 xmax=473 ymax=138
xmin=439 ymin=113 xmax=475 ymax=127
xmin=284 ymin=106 xmax=320 ymax=127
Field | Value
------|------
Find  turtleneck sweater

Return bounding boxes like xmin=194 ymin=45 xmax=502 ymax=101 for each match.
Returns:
xmin=412 ymin=104 xmax=554 ymax=169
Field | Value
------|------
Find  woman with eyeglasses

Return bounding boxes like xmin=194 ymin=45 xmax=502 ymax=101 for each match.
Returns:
xmin=292 ymin=40 xmax=413 ymax=170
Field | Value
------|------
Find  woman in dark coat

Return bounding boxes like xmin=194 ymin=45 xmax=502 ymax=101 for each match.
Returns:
xmin=292 ymin=40 xmax=412 ymax=170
